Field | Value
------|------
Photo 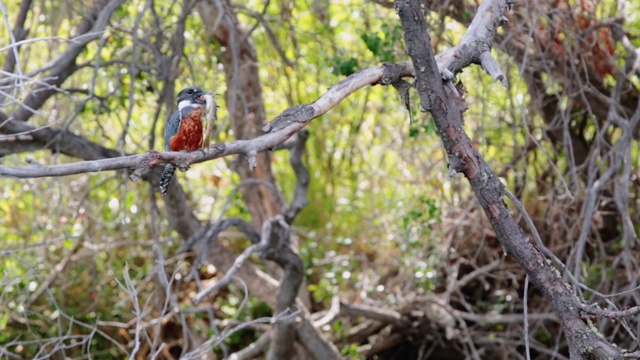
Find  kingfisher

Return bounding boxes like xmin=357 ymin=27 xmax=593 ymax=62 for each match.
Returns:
xmin=160 ymin=87 xmax=208 ymax=195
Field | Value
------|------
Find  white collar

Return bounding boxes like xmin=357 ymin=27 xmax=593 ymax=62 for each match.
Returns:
xmin=178 ymin=99 xmax=193 ymax=111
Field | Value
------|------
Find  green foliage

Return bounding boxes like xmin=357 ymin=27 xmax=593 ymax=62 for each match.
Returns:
xmin=360 ymin=24 xmax=404 ymax=62
xmin=0 ymin=0 xmax=484 ymax=352
xmin=461 ymin=10 xmax=473 ymax=22
xmin=340 ymin=342 xmax=364 ymax=359
xmin=535 ymin=329 xmax=552 ymax=343
xmin=2 ymin=0 xmax=638 ymax=357
xmin=309 ymin=277 xmax=337 ymax=303
xmin=332 ymin=55 xmax=359 ymax=76
xmin=402 ymin=196 xmax=441 ymax=230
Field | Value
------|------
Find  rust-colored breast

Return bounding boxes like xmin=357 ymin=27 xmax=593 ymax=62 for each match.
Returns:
xmin=169 ymin=107 xmax=203 ymax=151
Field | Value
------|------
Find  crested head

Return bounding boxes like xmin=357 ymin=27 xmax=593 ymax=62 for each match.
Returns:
xmin=176 ymin=87 xmax=207 ymax=110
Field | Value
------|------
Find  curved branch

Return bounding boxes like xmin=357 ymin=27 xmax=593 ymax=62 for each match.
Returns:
xmin=260 ymin=216 xmax=304 ymax=360
xmin=281 ymin=129 xmax=310 ymax=224
xmin=190 ymin=218 xmax=261 ymax=304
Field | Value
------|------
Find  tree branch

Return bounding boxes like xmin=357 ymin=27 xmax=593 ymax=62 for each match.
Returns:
xmin=0 ymin=0 xmax=32 ymax=104
xmin=280 ymin=129 xmax=311 ymax=224
xmin=395 ymin=0 xmax=623 ymax=359
xmin=187 ymin=215 xmax=341 ymax=360
xmin=248 ymin=216 xmax=301 ymax=359
xmin=191 ymin=218 xmax=262 ymax=304
xmin=0 ymin=66 xmax=389 ymax=178
xmin=8 ymin=0 xmax=126 ymax=123
xmin=0 ymin=0 xmax=522 ymax=181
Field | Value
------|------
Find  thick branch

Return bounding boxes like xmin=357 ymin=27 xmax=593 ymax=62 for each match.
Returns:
xmin=0 ymin=113 xmax=121 ymax=160
xmin=260 ymin=216 xmax=304 ymax=360
xmin=395 ymin=0 xmax=622 ymax=359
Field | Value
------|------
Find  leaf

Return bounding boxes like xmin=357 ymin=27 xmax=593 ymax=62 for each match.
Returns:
xmin=124 ymin=192 xmax=135 ymax=211
xmin=331 ymin=56 xmax=358 ymax=76
xmin=361 ymin=33 xmax=383 ymax=57
xmin=0 ymin=312 xmax=8 ymax=331
xmin=422 ymin=121 xmax=436 ymax=134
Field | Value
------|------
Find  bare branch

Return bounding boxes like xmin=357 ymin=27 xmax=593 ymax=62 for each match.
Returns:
xmin=312 ymin=295 xmax=341 ymax=328
xmin=8 ymin=0 xmax=127 ymax=123
xmin=260 ymin=216 xmax=304 ymax=360
xmin=192 ymin=219 xmax=265 ymax=304
xmin=282 ymin=129 xmax=310 ymax=224
xmin=341 ymin=302 xmax=407 ymax=326
xmin=235 ymin=3 xmax=294 ymax=68
xmin=0 ymin=0 xmax=32 ymax=104
xmin=395 ymin=0 xmax=624 ymax=358
xmin=181 ymin=308 xmax=301 ymax=360
xmin=228 ymin=331 xmax=271 ymax=360
xmin=0 ymin=65 xmax=387 ymax=178
xmin=579 ymin=302 xmax=640 ymax=319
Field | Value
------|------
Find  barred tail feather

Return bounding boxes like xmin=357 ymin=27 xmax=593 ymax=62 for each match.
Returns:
xmin=160 ymin=164 xmax=176 ymax=195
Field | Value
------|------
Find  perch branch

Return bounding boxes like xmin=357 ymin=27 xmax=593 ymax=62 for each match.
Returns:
xmin=2 ymin=0 xmax=517 ymax=180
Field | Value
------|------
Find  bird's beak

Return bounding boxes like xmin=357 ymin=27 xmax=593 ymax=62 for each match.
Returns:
xmin=196 ymin=91 xmax=216 ymax=104
xmin=194 ymin=92 xmax=206 ymax=103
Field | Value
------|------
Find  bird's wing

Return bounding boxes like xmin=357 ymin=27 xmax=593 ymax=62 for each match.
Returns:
xmin=164 ymin=110 xmax=183 ymax=151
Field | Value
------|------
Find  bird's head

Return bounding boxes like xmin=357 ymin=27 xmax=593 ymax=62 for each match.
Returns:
xmin=177 ymin=87 xmax=207 ymax=110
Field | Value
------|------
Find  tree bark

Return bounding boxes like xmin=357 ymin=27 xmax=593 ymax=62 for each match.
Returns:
xmin=395 ymin=0 xmax=623 ymax=358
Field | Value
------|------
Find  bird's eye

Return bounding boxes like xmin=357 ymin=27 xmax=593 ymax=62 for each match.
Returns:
xmin=187 ymin=89 xmax=194 ymax=94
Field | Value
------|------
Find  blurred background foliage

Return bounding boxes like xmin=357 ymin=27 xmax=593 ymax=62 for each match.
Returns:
xmin=1 ymin=0 xmax=639 ymax=358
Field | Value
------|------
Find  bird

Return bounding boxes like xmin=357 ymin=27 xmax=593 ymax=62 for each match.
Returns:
xmin=160 ymin=87 xmax=208 ymax=195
